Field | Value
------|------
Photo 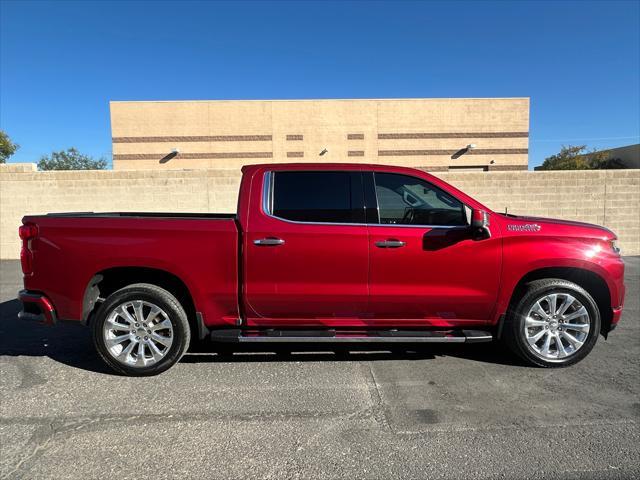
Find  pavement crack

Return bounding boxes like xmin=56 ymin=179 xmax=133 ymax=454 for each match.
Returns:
xmin=290 ymin=363 xmax=394 ymax=458
xmin=1 ymin=421 xmax=56 ymax=480
xmin=0 ymin=411 xmax=356 ymax=479
xmin=362 ymin=362 xmax=392 ymax=431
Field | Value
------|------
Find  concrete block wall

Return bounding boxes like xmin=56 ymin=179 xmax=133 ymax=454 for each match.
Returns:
xmin=1 ymin=164 xmax=638 ymax=259
xmin=0 ymin=165 xmax=240 ymax=258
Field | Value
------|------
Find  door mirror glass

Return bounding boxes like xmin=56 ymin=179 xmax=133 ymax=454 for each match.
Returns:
xmin=471 ymin=209 xmax=491 ymax=239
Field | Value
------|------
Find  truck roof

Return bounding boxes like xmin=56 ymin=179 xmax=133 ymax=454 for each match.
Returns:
xmin=240 ymin=162 xmax=490 ymax=212
xmin=241 ymin=162 xmax=430 ymax=174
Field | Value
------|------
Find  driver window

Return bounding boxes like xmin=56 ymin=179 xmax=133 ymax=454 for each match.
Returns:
xmin=374 ymin=173 xmax=468 ymax=226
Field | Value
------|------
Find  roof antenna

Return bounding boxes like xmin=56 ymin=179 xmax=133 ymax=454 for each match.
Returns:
xmin=505 ymin=206 xmax=508 ymax=215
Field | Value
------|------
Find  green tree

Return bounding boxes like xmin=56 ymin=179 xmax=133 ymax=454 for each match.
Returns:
xmin=38 ymin=148 xmax=107 ymax=171
xmin=0 ymin=130 xmax=19 ymax=163
xmin=539 ymin=145 xmax=624 ymax=170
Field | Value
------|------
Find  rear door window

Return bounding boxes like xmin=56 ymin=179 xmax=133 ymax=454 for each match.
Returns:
xmin=271 ymin=171 xmax=364 ymax=224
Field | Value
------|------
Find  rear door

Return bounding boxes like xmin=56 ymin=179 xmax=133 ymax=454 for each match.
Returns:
xmin=366 ymin=171 xmax=501 ymax=324
xmin=243 ymin=170 xmax=370 ymax=326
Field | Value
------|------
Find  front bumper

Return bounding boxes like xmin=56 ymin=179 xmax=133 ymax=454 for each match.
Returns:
xmin=609 ymin=305 xmax=623 ymax=331
xmin=18 ymin=290 xmax=57 ymax=326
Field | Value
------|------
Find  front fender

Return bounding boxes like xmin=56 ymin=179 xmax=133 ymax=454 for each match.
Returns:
xmin=495 ymin=236 xmax=624 ymax=322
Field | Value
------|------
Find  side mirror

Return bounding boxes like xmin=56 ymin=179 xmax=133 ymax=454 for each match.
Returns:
xmin=471 ymin=209 xmax=491 ymax=239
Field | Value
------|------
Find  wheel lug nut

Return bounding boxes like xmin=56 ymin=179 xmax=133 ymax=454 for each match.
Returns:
xmin=144 ymin=336 xmax=148 ymax=340
xmin=135 ymin=336 xmax=140 ymax=340
xmin=147 ymin=329 xmax=151 ymax=334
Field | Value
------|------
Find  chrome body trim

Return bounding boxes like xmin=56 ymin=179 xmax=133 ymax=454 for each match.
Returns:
xmin=254 ymin=238 xmax=285 ymax=246
xmin=211 ymin=333 xmax=493 ymax=344
xmin=507 ymin=223 xmax=541 ymax=232
xmin=235 ymin=336 xmax=469 ymax=343
xmin=375 ymin=240 xmax=406 ymax=248
xmin=261 ymin=170 xmax=469 ymax=229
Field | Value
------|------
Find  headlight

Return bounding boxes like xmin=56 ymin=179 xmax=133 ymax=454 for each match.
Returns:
xmin=610 ymin=239 xmax=621 ymax=255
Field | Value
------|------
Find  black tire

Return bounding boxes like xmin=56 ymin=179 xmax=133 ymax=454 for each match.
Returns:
xmin=92 ymin=283 xmax=190 ymax=376
xmin=503 ymin=279 xmax=601 ymax=368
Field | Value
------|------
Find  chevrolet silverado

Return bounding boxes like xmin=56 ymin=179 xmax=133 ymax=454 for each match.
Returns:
xmin=19 ymin=163 xmax=625 ymax=375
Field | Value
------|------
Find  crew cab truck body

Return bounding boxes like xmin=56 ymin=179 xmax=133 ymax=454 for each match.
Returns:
xmin=19 ymin=163 xmax=626 ymax=375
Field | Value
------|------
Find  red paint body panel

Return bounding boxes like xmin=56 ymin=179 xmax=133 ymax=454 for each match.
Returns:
xmin=22 ymin=215 xmax=240 ymax=327
xmin=243 ymin=221 xmax=370 ymax=320
xmin=367 ymin=224 xmax=502 ymax=322
xmin=491 ymin=213 xmax=625 ymax=321
xmin=21 ymin=163 xmax=625 ymax=334
xmin=242 ymin=166 xmax=368 ymax=323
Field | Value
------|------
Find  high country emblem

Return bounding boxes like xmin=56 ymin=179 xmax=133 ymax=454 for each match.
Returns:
xmin=507 ymin=224 xmax=541 ymax=232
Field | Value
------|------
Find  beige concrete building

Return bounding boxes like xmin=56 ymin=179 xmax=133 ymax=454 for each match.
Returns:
xmin=592 ymin=143 xmax=640 ymax=169
xmin=110 ymin=98 xmax=530 ymax=171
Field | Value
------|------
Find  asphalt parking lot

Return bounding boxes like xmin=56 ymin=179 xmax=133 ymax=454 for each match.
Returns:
xmin=1 ymin=258 xmax=638 ymax=480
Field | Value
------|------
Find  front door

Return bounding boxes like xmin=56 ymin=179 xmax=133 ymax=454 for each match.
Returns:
xmin=367 ymin=172 xmax=501 ymax=325
xmin=244 ymin=170 xmax=370 ymax=326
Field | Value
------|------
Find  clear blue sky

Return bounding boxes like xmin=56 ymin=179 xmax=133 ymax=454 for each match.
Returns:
xmin=1 ymin=0 xmax=639 ymax=168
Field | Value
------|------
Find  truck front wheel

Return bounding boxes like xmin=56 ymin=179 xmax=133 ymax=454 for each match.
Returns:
xmin=92 ymin=283 xmax=191 ymax=376
xmin=503 ymin=279 xmax=601 ymax=368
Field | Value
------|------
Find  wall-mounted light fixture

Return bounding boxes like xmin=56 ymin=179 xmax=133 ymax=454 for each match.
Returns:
xmin=160 ymin=148 xmax=180 ymax=164
xmin=467 ymin=144 xmax=476 ymax=151
xmin=319 ymin=148 xmax=328 ymax=156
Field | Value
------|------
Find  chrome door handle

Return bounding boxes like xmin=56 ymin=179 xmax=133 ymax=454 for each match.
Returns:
xmin=254 ymin=237 xmax=285 ymax=246
xmin=375 ymin=240 xmax=406 ymax=248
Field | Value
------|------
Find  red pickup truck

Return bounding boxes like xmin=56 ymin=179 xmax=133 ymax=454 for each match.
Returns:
xmin=18 ymin=163 xmax=625 ymax=376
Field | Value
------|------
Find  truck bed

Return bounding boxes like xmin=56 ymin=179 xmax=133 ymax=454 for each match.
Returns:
xmin=22 ymin=212 xmax=240 ymax=327
xmin=44 ymin=212 xmax=236 ymax=219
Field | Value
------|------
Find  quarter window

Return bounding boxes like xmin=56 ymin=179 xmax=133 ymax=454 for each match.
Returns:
xmin=271 ymin=171 xmax=364 ymax=224
xmin=374 ymin=173 xmax=468 ymax=226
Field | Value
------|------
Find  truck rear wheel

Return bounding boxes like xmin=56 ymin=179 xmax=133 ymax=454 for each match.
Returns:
xmin=92 ymin=283 xmax=190 ymax=376
xmin=503 ymin=279 xmax=600 ymax=368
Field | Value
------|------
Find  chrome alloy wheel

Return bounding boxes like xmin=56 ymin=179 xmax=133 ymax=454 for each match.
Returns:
xmin=103 ymin=300 xmax=174 ymax=367
xmin=523 ymin=293 xmax=591 ymax=361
